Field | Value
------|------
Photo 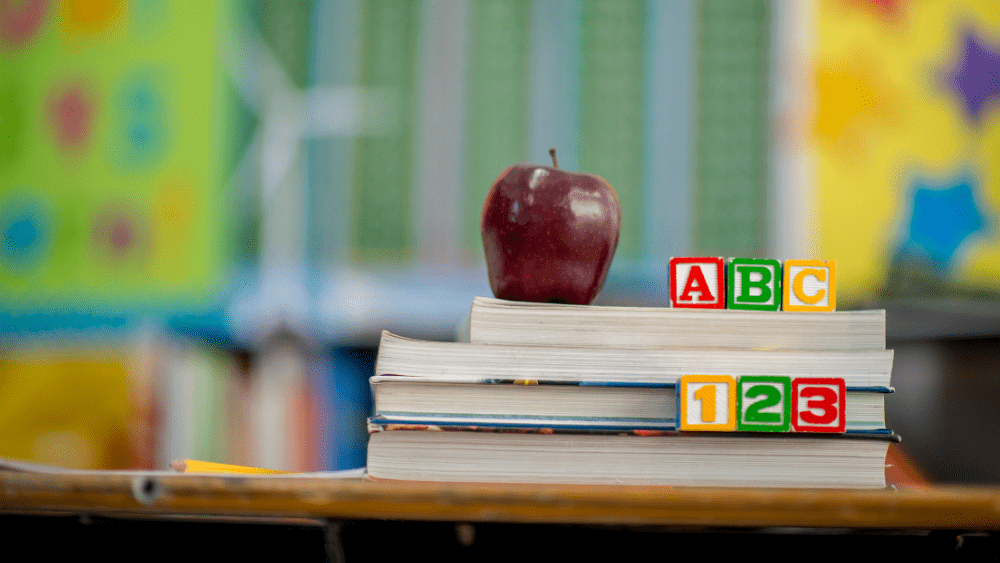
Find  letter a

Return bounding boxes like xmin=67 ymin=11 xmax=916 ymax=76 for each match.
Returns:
xmin=670 ymin=257 xmax=725 ymax=309
xmin=680 ymin=265 xmax=715 ymax=302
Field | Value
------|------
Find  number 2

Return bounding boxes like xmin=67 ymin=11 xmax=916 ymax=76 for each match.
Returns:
xmin=736 ymin=376 xmax=790 ymax=432
xmin=745 ymin=385 xmax=781 ymax=423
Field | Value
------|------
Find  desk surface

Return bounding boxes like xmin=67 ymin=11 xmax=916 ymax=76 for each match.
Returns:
xmin=3 ymin=471 xmax=1000 ymax=531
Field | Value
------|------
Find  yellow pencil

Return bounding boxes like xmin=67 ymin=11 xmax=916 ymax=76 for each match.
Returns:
xmin=170 ymin=459 xmax=291 ymax=475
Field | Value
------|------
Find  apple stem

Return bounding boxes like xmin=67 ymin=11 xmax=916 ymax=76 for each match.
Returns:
xmin=549 ymin=148 xmax=559 ymax=168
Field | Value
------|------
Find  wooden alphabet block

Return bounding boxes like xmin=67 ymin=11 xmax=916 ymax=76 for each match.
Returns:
xmin=678 ymin=375 xmax=737 ymax=431
xmin=727 ymin=258 xmax=782 ymax=311
xmin=736 ymin=376 xmax=791 ymax=432
xmin=791 ymin=377 xmax=846 ymax=433
xmin=782 ymin=259 xmax=836 ymax=312
xmin=670 ymin=257 xmax=726 ymax=309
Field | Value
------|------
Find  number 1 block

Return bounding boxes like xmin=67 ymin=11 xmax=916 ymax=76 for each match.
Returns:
xmin=737 ymin=376 xmax=791 ymax=432
xmin=678 ymin=375 xmax=736 ymax=431
xmin=791 ymin=377 xmax=846 ymax=433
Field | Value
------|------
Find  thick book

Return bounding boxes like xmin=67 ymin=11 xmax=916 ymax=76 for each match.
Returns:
xmin=376 ymin=332 xmax=894 ymax=387
xmin=366 ymin=423 xmax=897 ymax=488
xmin=459 ymin=296 xmax=886 ymax=351
xmin=370 ymin=376 xmax=892 ymax=434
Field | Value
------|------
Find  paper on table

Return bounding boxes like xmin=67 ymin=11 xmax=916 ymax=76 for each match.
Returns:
xmin=0 ymin=456 xmax=366 ymax=478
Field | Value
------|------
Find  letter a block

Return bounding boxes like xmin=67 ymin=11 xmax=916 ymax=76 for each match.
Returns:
xmin=728 ymin=258 xmax=781 ymax=311
xmin=678 ymin=375 xmax=736 ymax=431
xmin=670 ymin=257 xmax=726 ymax=309
xmin=783 ymin=259 xmax=836 ymax=312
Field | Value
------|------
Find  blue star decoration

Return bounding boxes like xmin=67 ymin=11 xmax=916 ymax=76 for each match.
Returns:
xmin=0 ymin=195 xmax=50 ymax=270
xmin=896 ymin=176 xmax=987 ymax=270
xmin=946 ymin=29 xmax=1000 ymax=124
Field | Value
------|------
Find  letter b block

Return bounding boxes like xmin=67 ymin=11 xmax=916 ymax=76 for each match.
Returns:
xmin=728 ymin=258 xmax=781 ymax=311
xmin=670 ymin=257 xmax=726 ymax=309
xmin=783 ymin=259 xmax=836 ymax=312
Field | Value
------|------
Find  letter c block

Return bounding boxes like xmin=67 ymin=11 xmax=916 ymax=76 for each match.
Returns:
xmin=782 ymin=259 xmax=836 ymax=312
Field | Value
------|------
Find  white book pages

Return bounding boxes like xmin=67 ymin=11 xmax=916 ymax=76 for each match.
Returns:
xmin=375 ymin=332 xmax=894 ymax=388
xmin=467 ymin=296 xmax=886 ymax=351
xmin=367 ymin=430 xmax=890 ymax=488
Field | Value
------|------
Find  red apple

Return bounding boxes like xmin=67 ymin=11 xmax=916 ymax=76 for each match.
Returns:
xmin=480 ymin=149 xmax=621 ymax=305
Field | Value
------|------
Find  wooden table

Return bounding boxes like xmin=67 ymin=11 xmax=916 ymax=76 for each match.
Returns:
xmin=2 ymin=471 xmax=999 ymax=529
xmin=3 ymin=470 xmax=1000 ymax=561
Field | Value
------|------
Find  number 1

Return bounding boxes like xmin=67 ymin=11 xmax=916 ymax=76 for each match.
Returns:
xmin=678 ymin=375 xmax=736 ymax=431
xmin=694 ymin=384 xmax=716 ymax=422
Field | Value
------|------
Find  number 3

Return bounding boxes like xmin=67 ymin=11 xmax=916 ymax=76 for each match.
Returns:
xmin=791 ymin=378 xmax=845 ymax=433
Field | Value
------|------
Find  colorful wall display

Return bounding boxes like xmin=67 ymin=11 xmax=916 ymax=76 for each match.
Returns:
xmin=0 ymin=1 xmax=227 ymax=312
xmin=810 ymin=1 xmax=1000 ymax=301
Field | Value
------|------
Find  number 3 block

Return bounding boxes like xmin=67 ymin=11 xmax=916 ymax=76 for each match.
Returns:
xmin=737 ymin=376 xmax=791 ymax=432
xmin=678 ymin=375 xmax=736 ymax=431
xmin=791 ymin=377 xmax=846 ymax=433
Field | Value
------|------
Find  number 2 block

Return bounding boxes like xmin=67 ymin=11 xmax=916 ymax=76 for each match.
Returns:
xmin=678 ymin=375 xmax=736 ymax=431
xmin=791 ymin=377 xmax=846 ymax=433
xmin=737 ymin=376 xmax=791 ymax=432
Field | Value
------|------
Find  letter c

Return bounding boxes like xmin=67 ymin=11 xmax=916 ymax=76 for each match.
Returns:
xmin=793 ymin=268 xmax=827 ymax=304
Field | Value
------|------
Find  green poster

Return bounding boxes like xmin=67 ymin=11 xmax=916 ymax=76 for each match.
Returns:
xmin=0 ymin=0 xmax=225 ymax=308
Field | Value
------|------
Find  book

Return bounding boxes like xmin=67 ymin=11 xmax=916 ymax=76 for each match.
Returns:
xmin=366 ymin=423 xmax=897 ymax=489
xmin=374 ymin=331 xmax=893 ymax=433
xmin=378 ymin=332 xmax=894 ymax=387
xmin=372 ymin=297 xmax=895 ymax=488
xmin=370 ymin=377 xmax=891 ymax=434
xmin=459 ymin=296 xmax=886 ymax=351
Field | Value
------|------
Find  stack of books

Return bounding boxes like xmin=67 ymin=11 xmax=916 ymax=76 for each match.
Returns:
xmin=366 ymin=296 xmax=897 ymax=488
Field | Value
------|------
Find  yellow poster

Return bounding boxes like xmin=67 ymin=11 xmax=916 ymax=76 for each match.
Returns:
xmin=813 ymin=1 xmax=1000 ymax=301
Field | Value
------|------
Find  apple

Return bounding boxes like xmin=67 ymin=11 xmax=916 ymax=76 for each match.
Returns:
xmin=480 ymin=149 xmax=621 ymax=305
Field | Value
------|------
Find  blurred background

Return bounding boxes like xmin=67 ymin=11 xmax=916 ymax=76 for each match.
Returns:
xmin=1 ymin=0 xmax=998 ymax=481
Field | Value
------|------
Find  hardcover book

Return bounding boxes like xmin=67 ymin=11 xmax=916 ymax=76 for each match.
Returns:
xmin=366 ymin=422 xmax=896 ymax=488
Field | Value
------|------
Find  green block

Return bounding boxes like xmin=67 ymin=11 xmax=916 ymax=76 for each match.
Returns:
xmin=736 ymin=376 xmax=791 ymax=432
xmin=728 ymin=258 xmax=781 ymax=311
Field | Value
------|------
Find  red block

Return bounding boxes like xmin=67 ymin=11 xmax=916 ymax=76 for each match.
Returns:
xmin=791 ymin=377 xmax=846 ymax=433
xmin=670 ymin=257 xmax=726 ymax=309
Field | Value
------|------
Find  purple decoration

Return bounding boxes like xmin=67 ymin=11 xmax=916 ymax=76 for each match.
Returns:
xmin=946 ymin=30 xmax=1000 ymax=124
